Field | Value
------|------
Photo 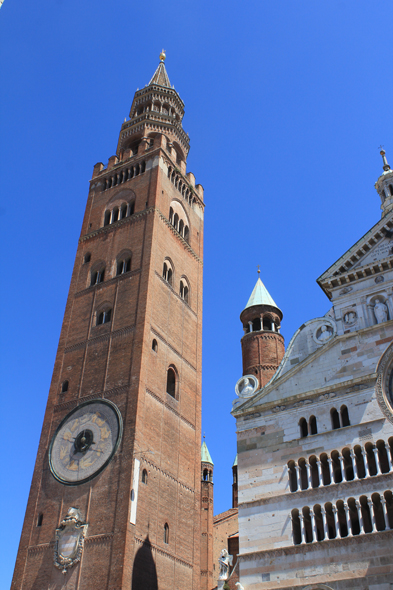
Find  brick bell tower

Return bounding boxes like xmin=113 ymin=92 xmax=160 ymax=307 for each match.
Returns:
xmin=240 ymin=273 xmax=284 ymax=388
xmin=12 ymin=51 xmax=204 ymax=590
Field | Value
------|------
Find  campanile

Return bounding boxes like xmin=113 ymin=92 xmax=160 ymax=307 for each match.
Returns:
xmin=12 ymin=52 xmax=204 ymax=590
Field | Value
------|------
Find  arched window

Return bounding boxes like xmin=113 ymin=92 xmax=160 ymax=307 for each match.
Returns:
xmin=91 ymin=267 xmax=105 ymax=286
xmin=313 ymin=504 xmax=324 ymax=541
xmin=84 ymin=252 xmax=91 ymax=264
xmin=164 ymin=523 xmax=169 ymax=544
xmin=166 ymin=367 xmax=176 ymax=398
xmin=97 ymin=309 xmax=112 ymax=326
xmin=340 ymin=405 xmax=350 ymax=427
xmin=142 ymin=469 xmax=148 ymax=484
xmin=342 ymin=447 xmax=354 ymax=481
xmin=117 ymin=256 xmax=131 ymax=276
xmin=263 ymin=317 xmax=272 ymax=331
xmin=152 ymin=339 xmax=158 ymax=352
xmin=376 ymin=440 xmax=390 ymax=473
xmin=309 ymin=455 xmax=319 ymax=488
xmin=163 ymin=261 xmax=173 ymax=286
xmin=298 ymin=458 xmax=308 ymax=490
xmin=104 ymin=210 xmax=111 ymax=226
xmin=169 ymin=207 xmax=174 ymax=224
xmin=291 ymin=509 xmax=301 ymax=545
xmin=348 ymin=497 xmax=360 ymax=535
xmin=331 ymin=408 xmax=340 ymax=430
xmin=302 ymin=507 xmax=313 ymax=543
xmin=179 ymin=279 xmax=189 ymax=303
xmin=331 ymin=450 xmax=342 ymax=483
xmin=173 ymin=213 xmax=179 ymax=231
xmin=112 ymin=207 xmax=119 ymax=223
xmin=299 ymin=418 xmax=308 ymax=438
xmin=179 ymin=219 xmax=184 ymax=237
xmin=61 ymin=380 xmax=69 ymax=393
xmin=184 ymin=226 xmax=189 ymax=243
xmin=203 ymin=468 xmax=208 ymax=481
xmin=37 ymin=513 xmax=43 ymax=527
xmin=365 ymin=443 xmax=377 ymax=476
xmin=324 ymin=502 xmax=336 ymax=539
xmin=287 ymin=461 xmax=297 ymax=492
xmin=320 ymin=453 xmax=331 ymax=485
xmin=336 ymin=500 xmax=348 ymax=537
xmin=120 ymin=203 xmax=127 ymax=219
xmin=309 ymin=415 xmax=317 ymax=435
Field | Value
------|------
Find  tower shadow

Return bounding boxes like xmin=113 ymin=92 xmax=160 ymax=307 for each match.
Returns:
xmin=131 ymin=535 xmax=158 ymax=590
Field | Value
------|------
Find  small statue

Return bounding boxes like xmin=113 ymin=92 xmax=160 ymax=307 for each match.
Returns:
xmin=374 ymin=299 xmax=388 ymax=324
xmin=240 ymin=377 xmax=254 ymax=397
xmin=218 ymin=548 xmax=233 ymax=580
xmin=317 ymin=325 xmax=332 ymax=342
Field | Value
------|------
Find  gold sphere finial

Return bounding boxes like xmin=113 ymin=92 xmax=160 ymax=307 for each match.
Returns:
xmin=160 ymin=49 xmax=166 ymax=62
xmin=257 ymin=265 xmax=261 ymax=275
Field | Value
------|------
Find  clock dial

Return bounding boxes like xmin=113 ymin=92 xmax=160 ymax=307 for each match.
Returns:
xmin=49 ymin=400 xmax=122 ymax=485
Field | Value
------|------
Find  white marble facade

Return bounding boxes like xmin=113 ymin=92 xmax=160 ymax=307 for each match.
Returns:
xmin=233 ymin=163 xmax=393 ymax=589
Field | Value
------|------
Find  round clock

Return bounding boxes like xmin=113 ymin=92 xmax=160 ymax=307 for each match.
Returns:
xmin=49 ymin=399 xmax=123 ymax=485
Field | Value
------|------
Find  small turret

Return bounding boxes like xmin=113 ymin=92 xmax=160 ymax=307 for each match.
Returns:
xmin=375 ymin=148 xmax=393 ymax=217
xmin=240 ymin=274 xmax=285 ymax=389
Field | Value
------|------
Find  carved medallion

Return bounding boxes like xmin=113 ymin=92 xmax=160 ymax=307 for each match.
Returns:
xmin=235 ymin=374 xmax=258 ymax=398
xmin=54 ymin=508 xmax=88 ymax=574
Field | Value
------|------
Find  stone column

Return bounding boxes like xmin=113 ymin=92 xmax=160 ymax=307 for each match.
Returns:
xmin=299 ymin=514 xmax=306 ymax=544
xmin=248 ymin=321 xmax=253 ymax=333
xmin=321 ymin=507 xmax=328 ymax=539
xmin=306 ymin=462 xmax=312 ymax=489
xmin=317 ymin=460 xmax=324 ymax=487
xmin=355 ymin=500 xmax=364 ymax=534
xmin=381 ymin=497 xmax=391 ymax=530
xmin=373 ymin=447 xmax=381 ymax=475
xmin=310 ymin=509 xmax=317 ymax=542
xmin=385 ymin=443 xmax=393 ymax=471
xmin=328 ymin=457 xmax=334 ymax=484
xmin=367 ymin=499 xmax=377 ymax=532
xmin=361 ymin=450 xmax=370 ymax=477
xmin=295 ymin=465 xmax=301 ymax=491
xmin=344 ymin=502 xmax=352 ymax=536
xmin=332 ymin=506 xmax=341 ymax=539
xmin=350 ymin=449 xmax=359 ymax=480
xmin=339 ymin=454 xmax=346 ymax=482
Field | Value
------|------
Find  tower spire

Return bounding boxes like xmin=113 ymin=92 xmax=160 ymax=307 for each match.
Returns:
xmin=148 ymin=50 xmax=171 ymax=88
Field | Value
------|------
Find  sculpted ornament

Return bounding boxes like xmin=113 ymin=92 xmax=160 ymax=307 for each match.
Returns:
xmin=54 ymin=508 xmax=88 ymax=574
xmin=218 ymin=548 xmax=233 ymax=581
xmin=343 ymin=310 xmax=357 ymax=325
xmin=374 ymin=299 xmax=389 ymax=324
xmin=235 ymin=375 xmax=258 ymax=398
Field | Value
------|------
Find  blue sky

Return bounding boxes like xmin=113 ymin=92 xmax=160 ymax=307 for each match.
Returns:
xmin=1 ymin=1 xmax=392 ymax=586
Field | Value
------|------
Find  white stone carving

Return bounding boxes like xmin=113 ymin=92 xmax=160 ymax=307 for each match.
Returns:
xmin=343 ymin=310 xmax=357 ymax=325
xmin=218 ymin=548 xmax=233 ymax=580
xmin=235 ymin=584 xmax=245 ymax=590
xmin=374 ymin=298 xmax=389 ymax=324
xmin=235 ymin=375 xmax=258 ymax=398
xmin=317 ymin=325 xmax=332 ymax=343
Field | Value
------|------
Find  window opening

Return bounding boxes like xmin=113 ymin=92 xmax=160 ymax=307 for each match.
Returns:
xmin=166 ymin=368 xmax=176 ymax=398
xmin=142 ymin=469 xmax=148 ymax=484
xmin=164 ymin=523 xmax=169 ymax=544
xmin=152 ymin=339 xmax=158 ymax=352
xmin=84 ymin=253 xmax=91 ymax=263
xmin=61 ymin=380 xmax=69 ymax=393
xmin=97 ymin=309 xmax=112 ymax=325
xmin=309 ymin=415 xmax=317 ymax=435
xmin=37 ymin=513 xmax=43 ymax=527
xmin=341 ymin=405 xmax=350 ymax=427
xmin=331 ymin=408 xmax=340 ymax=430
xmin=299 ymin=418 xmax=308 ymax=438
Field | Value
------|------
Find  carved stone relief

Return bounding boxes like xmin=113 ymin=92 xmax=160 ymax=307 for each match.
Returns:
xmin=235 ymin=375 xmax=258 ymax=398
xmin=54 ymin=508 xmax=88 ymax=574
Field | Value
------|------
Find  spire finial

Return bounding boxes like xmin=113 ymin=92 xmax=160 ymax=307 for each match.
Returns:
xmin=203 ymin=432 xmax=205 ymax=440
xmin=379 ymin=145 xmax=391 ymax=172
xmin=257 ymin=265 xmax=261 ymax=275
xmin=159 ymin=49 xmax=166 ymax=63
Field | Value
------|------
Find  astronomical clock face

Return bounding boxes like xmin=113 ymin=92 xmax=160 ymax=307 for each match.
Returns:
xmin=49 ymin=400 xmax=122 ymax=485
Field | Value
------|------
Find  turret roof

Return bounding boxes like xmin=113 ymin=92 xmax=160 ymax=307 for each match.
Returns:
xmin=149 ymin=61 xmax=171 ymax=88
xmin=201 ymin=441 xmax=214 ymax=465
xmin=244 ymin=277 xmax=279 ymax=310
xmin=232 ymin=455 xmax=237 ymax=467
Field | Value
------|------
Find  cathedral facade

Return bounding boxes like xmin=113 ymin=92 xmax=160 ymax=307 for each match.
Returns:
xmin=12 ymin=54 xmax=205 ymax=590
xmin=232 ymin=152 xmax=393 ymax=589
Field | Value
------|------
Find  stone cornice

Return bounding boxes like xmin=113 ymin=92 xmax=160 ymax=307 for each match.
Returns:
xmin=237 ymin=529 xmax=393 ymax=562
